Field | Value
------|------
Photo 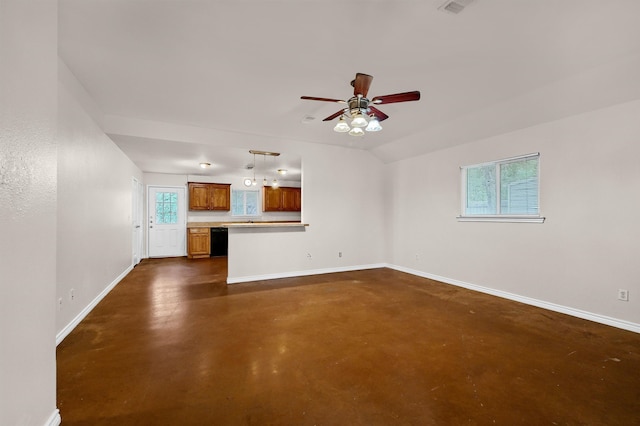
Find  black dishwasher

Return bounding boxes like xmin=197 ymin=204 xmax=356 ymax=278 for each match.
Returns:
xmin=210 ymin=227 xmax=228 ymax=257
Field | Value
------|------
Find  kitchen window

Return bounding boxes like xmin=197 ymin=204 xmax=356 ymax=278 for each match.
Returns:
xmin=231 ymin=190 xmax=260 ymax=217
xmin=458 ymin=153 xmax=544 ymax=223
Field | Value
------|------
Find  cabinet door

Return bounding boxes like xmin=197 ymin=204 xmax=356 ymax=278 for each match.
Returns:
xmin=188 ymin=183 xmax=210 ymax=210
xmin=187 ymin=228 xmax=210 ymax=258
xmin=209 ymin=184 xmax=231 ymax=211
xmin=263 ymin=186 xmax=282 ymax=211
xmin=281 ymin=187 xmax=301 ymax=211
xmin=293 ymin=187 xmax=302 ymax=211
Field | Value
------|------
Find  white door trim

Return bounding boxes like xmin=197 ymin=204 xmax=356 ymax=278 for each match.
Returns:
xmin=132 ymin=177 xmax=143 ymax=265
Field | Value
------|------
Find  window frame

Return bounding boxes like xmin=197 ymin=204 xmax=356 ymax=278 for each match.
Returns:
xmin=155 ymin=191 xmax=179 ymax=224
xmin=231 ymin=189 xmax=261 ymax=217
xmin=458 ymin=153 xmax=545 ymax=223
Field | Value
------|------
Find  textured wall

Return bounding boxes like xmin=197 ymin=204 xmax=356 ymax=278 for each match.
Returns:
xmin=0 ymin=0 xmax=59 ymax=424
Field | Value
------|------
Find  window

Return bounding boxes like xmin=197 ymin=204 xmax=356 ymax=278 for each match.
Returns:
xmin=459 ymin=153 xmax=544 ymax=223
xmin=231 ymin=190 xmax=260 ymax=216
xmin=155 ymin=192 xmax=178 ymax=224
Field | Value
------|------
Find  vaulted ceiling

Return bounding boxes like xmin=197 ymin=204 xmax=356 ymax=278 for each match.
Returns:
xmin=58 ymin=0 xmax=640 ymax=175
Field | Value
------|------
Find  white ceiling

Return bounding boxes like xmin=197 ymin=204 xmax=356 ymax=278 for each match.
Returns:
xmin=58 ymin=0 xmax=640 ymax=176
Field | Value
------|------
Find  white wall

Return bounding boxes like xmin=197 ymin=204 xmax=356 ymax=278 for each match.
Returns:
xmin=56 ymin=60 xmax=143 ymax=339
xmin=228 ymin=142 xmax=386 ymax=281
xmin=386 ymin=99 xmax=640 ymax=328
xmin=0 ymin=0 xmax=59 ymax=424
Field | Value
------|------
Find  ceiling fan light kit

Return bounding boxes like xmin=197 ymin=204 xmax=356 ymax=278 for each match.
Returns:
xmin=365 ymin=117 xmax=382 ymax=132
xmin=301 ymin=73 xmax=420 ymax=137
xmin=333 ymin=117 xmax=350 ymax=133
xmin=351 ymin=113 xmax=368 ymax=128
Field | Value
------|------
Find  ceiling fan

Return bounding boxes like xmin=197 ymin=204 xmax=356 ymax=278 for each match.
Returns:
xmin=301 ymin=73 xmax=420 ymax=136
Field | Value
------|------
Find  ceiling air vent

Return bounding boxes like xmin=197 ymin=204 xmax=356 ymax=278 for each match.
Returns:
xmin=438 ymin=0 xmax=475 ymax=14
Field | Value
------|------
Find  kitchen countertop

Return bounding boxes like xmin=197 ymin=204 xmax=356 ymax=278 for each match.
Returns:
xmin=187 ymin=221 xmax=308 ymax=229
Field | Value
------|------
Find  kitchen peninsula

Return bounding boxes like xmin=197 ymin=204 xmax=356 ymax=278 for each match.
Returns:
xmin=186 ymin=221 xmax=309 ymax=258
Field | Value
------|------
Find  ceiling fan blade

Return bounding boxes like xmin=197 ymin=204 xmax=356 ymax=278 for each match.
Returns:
xmin=371 ymin=91 xmax=421 ymax=105
xmin=351 ymin=73 xmax=373 ymax=97
xmin=368 ymin=106 xmax=389 ymax=122
xmin=301 ymin=96 xmax=346 ymax=103
xmin=322 ymin=109 xmax=345 ymax=122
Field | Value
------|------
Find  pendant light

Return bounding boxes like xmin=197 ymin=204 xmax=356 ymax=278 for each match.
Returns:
xmin=252 ymin=153 xmax=257 ymax=185
xmin=262 ymin=159 xmax=267 ymax=186
xmin=271 ymin=155 xmax=278 ymax=187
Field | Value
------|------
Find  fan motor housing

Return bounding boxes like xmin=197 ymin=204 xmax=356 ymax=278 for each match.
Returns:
xmin=348 ymin=96 xmax=369 ymax=116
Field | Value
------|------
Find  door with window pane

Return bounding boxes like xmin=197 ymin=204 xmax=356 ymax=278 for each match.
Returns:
xmin=148 ymin=186 xmax=186 ymax=257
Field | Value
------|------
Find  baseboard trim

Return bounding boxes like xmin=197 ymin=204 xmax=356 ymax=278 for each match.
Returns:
xmin=387 ymin=264 xmax=640 ymax=334
xmin=45 ymin=409 xmax=61 ymax=426
xmin=56 ymin=265 xmax=134 ymax=346
xmin=227 ymin=263 xmax=387 ymax=284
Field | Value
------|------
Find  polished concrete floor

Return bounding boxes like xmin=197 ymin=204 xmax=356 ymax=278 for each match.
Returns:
xmin=57 ymin=257 xmax=640 ymax=425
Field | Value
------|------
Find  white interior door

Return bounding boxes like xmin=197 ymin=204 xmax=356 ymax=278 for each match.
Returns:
xmin=148 ymin=186 xmax=186 ymax=258
xmin=132 ymin=178 xmax=143 ymax=265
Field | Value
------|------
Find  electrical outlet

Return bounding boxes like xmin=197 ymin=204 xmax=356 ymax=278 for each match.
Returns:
xmin=58 ymin=298 xmax=63 ymax=311
xmin=338 ymin=252 xmax=342 ymax=258
xmin=618 ymin=289 xmax=629 ymax=301
xmin=307 ymin=252 xmax=312 ymax=260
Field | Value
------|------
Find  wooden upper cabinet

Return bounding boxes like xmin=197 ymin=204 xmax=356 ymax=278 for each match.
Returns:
xmin=263 ymin=186 xmax=301 ymax=212
xmin=263 ymin=186 xmax=283 ymax=211
xmin=188 ymin=182 xmax=231 ymax=211
xmin=281 ymin=187 xmax=301 ymax=211
xmin=188 ymin=183 xmax=210 ymax=210
xmin=209 ymin=184 xmax=231 ymax=210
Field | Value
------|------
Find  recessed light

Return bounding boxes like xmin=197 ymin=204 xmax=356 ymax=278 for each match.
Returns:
xmin=200 ymin=162 xmax=211 ymax=168
xmin=277 ymin=169 xmax=288 ymax=175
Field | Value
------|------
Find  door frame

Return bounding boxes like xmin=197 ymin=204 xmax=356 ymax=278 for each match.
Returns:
xmin=132 ymin=177 xmax=143 ymax=265
xmin=146 ymin=185 xmax=187 ymax=258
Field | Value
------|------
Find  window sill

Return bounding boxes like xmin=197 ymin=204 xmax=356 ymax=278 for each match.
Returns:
xmin=456 ymin=216 xmax=545 ymax=223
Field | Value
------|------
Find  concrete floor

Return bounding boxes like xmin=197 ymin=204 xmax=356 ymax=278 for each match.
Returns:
xmin=57 ymin=257 xmax=640 ymax=425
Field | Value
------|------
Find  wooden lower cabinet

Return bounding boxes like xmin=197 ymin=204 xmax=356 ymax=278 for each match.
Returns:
xmin=187 ymin=228 xmax=210 ymax=258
